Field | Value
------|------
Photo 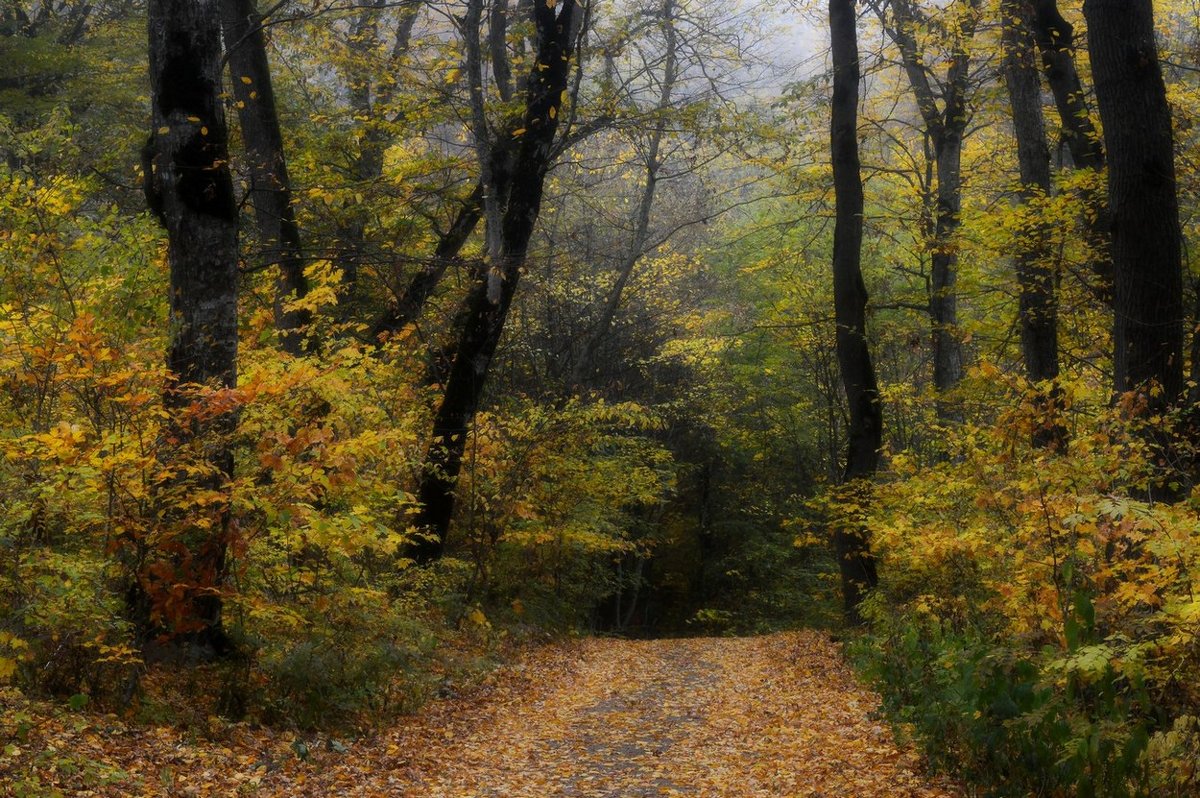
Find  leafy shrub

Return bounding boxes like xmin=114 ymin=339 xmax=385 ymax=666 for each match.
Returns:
xmin=846 ymin=370 xmax=1200 ymax=797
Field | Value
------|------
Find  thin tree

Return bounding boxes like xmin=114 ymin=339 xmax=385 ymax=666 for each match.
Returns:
xmin=1002 ymin=0 xmax=1063 ymax=449
xmin=220 ymin=0 xmax=310 ymax=354
xmin=1083 ymin=0 xmax=1184 ymax=412
xmin=830 ymin=0 xmax=881 ymax=622
xmin=141 ymin=0 xmax=240 ymax=650
xmin=572 ymin=0 xmax=679 ymax=386
xmin=872 ymin=0 xmax=982 ymax=420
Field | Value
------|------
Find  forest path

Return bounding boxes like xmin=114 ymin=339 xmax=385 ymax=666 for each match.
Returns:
xmin=288 ymin=631 xmax=960 ymax=797
xmin=2 ymin=632 xmax=961 ymax=797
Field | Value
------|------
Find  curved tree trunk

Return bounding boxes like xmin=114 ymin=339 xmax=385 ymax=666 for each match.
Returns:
xmin=1029 ymin=0 xmax=1111 ymax=299
xmin=410 ymin=0 xmax=580 ymax=563
xmin=829 ymin=0 xmax=880 ymax=623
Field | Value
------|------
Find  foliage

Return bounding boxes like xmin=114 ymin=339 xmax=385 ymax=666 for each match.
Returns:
xmin=849 ymin=370 xmax=1200 ymax=797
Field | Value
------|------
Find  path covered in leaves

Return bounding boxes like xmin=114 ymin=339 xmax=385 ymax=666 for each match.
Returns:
xmin=2 ymin=632 xmax=960 ymax=796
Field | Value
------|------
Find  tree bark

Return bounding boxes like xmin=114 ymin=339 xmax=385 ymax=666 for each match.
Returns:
xmin=1002 ymin=0 xmax=1064 ymax=449
xmin=143 ymin=0 xmax=239 ymax=650
xmin=1029 ymin=0 xmax=1103 ymax=172
xmin=1029 ymin=0 xmax=1111 ymax=299
xmin=829 ymin=0 xmax=880 ymax=623
xmin=220 ymin=0 xmax=310 ymax=354
xmin=1084 ymin=0 xmax=1183 ymax=411
xmin=410 ymin=0 xmax=580 ymax=563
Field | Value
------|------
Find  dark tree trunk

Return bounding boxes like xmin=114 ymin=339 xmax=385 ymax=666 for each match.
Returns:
xmin=1084 ymin=0 xmax=1183 ymax=410
xmin=1003 ymin=0 xmax=1064 ymax=449
xmin=829 ymin=0 xmax=880 ymax=624
xmin=143 ymin=0 xmax=239 ymax=650
xmin=1029 ymin=0 xmax=1103 ymax=172
xmin=1029 ymin=0 xmax=1111 ymax=298
xmin=410 ymin=0 xmax=579 ymax=563
xmin=220 ymin=0 xmax=310 ymax=354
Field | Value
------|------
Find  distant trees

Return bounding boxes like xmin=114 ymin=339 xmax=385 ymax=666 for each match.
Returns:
xmin=872 ymin=0 xmax=982 ymax=419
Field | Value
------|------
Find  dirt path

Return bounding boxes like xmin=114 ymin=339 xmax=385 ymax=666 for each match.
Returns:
xmin=1 ymin=631 xmax=961 ymax=797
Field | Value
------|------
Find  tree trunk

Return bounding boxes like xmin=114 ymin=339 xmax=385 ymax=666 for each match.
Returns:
xmin=220 ymin=0 xmax=309 ymax=354
xmin=1029 ymin=0 xmax=1111 ymax=298
xmin=143 ymin=0 xmax=239 ymax=650
xmin=930 ymin=129 xmax=964 ymax=411
xmin=884 ymin=0 xmax=979 ymax=421
xmin=1029 ymin=0 xmax=1103 ymax=172
xmin=1084 ymin=0 xmax=1183 ymax=410
xmin=1002 ymin=0 xmax=1063 ymax=449
xmin=829 ymin=0 xmax=880 ymax=624
xmin=410 ymin=0 xmax=580 ymax=563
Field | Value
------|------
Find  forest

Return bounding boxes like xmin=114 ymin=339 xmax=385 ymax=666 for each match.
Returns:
xmin=2 ymin=0 xmax=1200 ymax=795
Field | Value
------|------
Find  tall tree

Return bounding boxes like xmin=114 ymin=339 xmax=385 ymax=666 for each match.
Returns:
xmin=1029 ymin=0 xmax=1102 ymax=172
xmin=220 ymin=0 xmax=310 ymax=354
xmin=829 ymin=0 xmax=880 ymax=621
xmin=1002 ymin=0 xmax=1063 ymax=448
xmin=142 ymin=0 xmax=240 ymax=649
xmin=875 ymin=0 xmax=981 ymax=420
xmin=410 ymin=0 xmax=581 ymax=562
xmin=1029 ymin=0 xmax=1110 ymax=299
xmin=1083 ymin=0 xmax=1184 ymax=411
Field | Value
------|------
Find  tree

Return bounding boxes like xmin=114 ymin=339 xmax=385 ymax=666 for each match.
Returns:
xmin=141 ymin=0 xmax=240 ymax=649
xmin=571 ymin=0 xmax=680 ymax=387
xmin=1083 ymin=0 xmax=1183 ymax=411
xmin=1030 ymin=0 xmax=1102 ymax=173
xmin=829 ymin=0 xmax=881 ymax=621
xmin=1028 ymin=0 xmax=1110 ymax=299
xmin=1001 ymin=0 xmax=1062 ymax=448
xmin=872 ymin=0 xmax=982 ymax=419
xmin=220 ymin=0 xmax=310 ymax=354
xmin=410 ymin=0 xmax=582 ymax=562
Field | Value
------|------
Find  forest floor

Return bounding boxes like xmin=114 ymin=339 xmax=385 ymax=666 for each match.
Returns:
xmin=1 ymin=631 xmax=961 ymax=797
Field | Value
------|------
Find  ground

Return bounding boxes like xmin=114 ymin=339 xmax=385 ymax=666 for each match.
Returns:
xmin=1 ymin=631 xmax=961 ymax=797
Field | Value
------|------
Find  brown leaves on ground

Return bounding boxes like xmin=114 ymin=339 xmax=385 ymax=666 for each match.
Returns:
xmin=1 ymin=631 xmax=960 ymax=797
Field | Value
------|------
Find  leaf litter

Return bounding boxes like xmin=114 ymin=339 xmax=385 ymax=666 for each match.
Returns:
xmin=1 ymin=631 xmax=961 ymax=796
